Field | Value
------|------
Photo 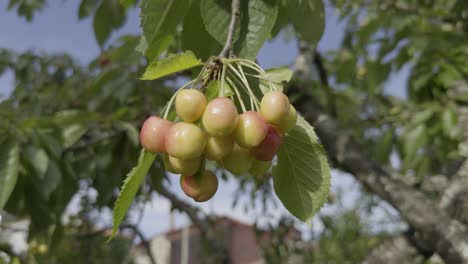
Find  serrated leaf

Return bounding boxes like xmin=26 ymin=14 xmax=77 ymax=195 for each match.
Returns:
xmin=272 ymin=116 xmax=331 ymax=222
xmin=235 ymin=0 xmax=278 ymax=59
xmin=111 ymin=150 xmax=156 ymax=237
xmin=0 ymin=139 xmax=19 ymax=210
xmin=200 ymin=0 xmax=240 ymax=46
xmin=140 ymin=0 xmax=191 ymax=60
xmin=141 ymin=51 xmax=203 ymax=80
xmin=287 ymin=0 xmax=325 ymax=45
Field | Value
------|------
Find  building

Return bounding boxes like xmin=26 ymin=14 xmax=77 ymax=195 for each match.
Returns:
xmin=133 ymin=216 xmax=300 ymax=264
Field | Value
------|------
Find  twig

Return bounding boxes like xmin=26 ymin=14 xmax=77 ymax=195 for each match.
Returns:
xmin=219 ymin=0 xmax=241 ymax=58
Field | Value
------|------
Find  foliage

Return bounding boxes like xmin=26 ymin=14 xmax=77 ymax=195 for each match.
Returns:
xmin=2 ymin=0 xmax=468 ymax=262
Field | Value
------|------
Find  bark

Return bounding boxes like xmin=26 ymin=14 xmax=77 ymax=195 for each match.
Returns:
xmin=363 ymin=235 xmax=424 ymax=264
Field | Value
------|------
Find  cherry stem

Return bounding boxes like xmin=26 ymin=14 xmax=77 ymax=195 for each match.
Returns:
xmin=226 ymin=76 xmax=247 ymax=112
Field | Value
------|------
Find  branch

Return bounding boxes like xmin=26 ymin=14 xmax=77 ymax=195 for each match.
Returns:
xmin=363 ymin=235 xmax=425 ymax=264
xmin=158 ymin=187 xmax=231 ymax=264
xmin=290 ymin=49 xmax=468 ymax=263
xmin=219 ymin=0 xmax=240 ymax=58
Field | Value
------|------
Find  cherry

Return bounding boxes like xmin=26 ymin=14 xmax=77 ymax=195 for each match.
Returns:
xmin=204 ymin=135 xmax=234 ymax=161
xmin=249 ymin=160 xmax=272 ymax=179
xmin=169 ymin=156 xmax=202 ymax=175
xmin=221 ymin=144 xmax=254 ymax=175
xmin=278 ymin=104 xmax=297 ymax=133
xmin=202 ymin=97 xmax=238 ymax=137
xmin=163 ymin=154 xmax=178 ymax=174
xmin=250 ymin=126 xmax=283 ymax=161
xmin=165 ymin=122 xmax=206 ymax=159
xmin=175 ymin=89 xmax=206 ymax=122
xmin=260 ymin=91 xmax=290 ymax=126
xmin=140 ymin=116 xmax=172 ymax=153
xmin=180 ymin=170 xmax=218 ymax=202
xmin=234 ymin=111 xmax=269 ymax=148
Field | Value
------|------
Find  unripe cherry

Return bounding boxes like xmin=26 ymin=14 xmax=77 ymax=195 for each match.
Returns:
xmin=234 ymin=111 xmax=269 ymax=148
xmin=180 ymin=170 xmax=219 ymax=202
xmin=169 ymin=156 xmax=202 ymax=175
xmin=163 ymin=154 xmax=178 ymax=174
xmin=221 ymin=144 xmax=254 ymax=175
xmin=249 ymin=160 xmax=272 ymax=178
xmin=278 ymin=104 xmax=297 ymax=133
xmin=165 ymin=122 xmax=206 ymax=159
xmin=175 ymin=89 xmax=206 ymax=122
xmin=202 ymin=97 xmax=238 ymax=137
xmin=250 ymin=126 xmax=283 ymax=161
xmin=260 ymin=91 xmax=290 ymax=126
xmin=204 ymin=135 xmax=235 ymax=161
xmin=140 ymin=116 xmax=172 ymax=153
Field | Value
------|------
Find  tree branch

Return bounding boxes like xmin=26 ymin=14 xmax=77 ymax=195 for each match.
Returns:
xmin=158 ymin=187 xmax=231 ymax=264
xmin=289 ymin=48 xmax=468 ymax=263
xmin=219 ymin=0 xmax=240 ymax=58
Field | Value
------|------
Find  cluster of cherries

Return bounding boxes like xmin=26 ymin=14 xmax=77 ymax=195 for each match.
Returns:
xmin=139 ymin=89 xmax=297 ymax=202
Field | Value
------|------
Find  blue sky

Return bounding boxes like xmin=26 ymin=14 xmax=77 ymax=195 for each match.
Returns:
xmin=0 ymin=1 xmax=405 ymax=239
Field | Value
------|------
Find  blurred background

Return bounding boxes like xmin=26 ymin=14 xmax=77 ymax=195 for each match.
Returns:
xmin=1 ymin=0 xmax=467 ymax=263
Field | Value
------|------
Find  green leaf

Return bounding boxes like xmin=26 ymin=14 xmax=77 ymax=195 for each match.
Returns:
xmin=118 ymin=122 xmax=139 ymax=146
xmin=182 ymin=1 xmax=222 ymax=60
xmin=200 ymin=0 xmax=241 ymax=46
xmin=62 ymin=124 xmax=88 ymax=148
xmin=78 ymin=0 xmax=98 ymax=19
xmin=442 ymin=109 xmax=459 ymax=139
xmin=205 ymin=81 xmax=221 ymax=102
xmin=235 ymin=0 xmax=278 ymax=59
xmin=0 ymin=139 xmax=19 ymax=210
xmin=141 ymin=51 xmax=203 ymax=80
xmin=401 ymin=124 xmax=427 ymax=171
xmin=93 ymin=0 xmax=126 ymax=47
xmin=287 ymin=0 xmax=325 ymax=45
xmin=205 ymin=80 xmax=234 ymax=101
xmin=140 ymin=0 xmax=191 ymax=60
xmin=111 ymin=150 xmax=156 ymax=237
xmin=24 ymin=146 xmax=49 ymax=178
xmin=120 ymin=0 xmax=136 ymax=8
xmin=265 ymin=67 xmax=293 ymax=83
xmin=272 ymin=116 xmax=331 ymax=222
xmin=259 ymin=66 xmax=293 ymax=93
xmin=373 ymin=129 xmax=393 ymax=163
xmin=33 ymin=159 xmax=62 ymax=200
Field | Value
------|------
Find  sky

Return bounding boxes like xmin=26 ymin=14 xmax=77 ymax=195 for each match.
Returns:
xmin=0 ymin=1 xmax=406 ymax=242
